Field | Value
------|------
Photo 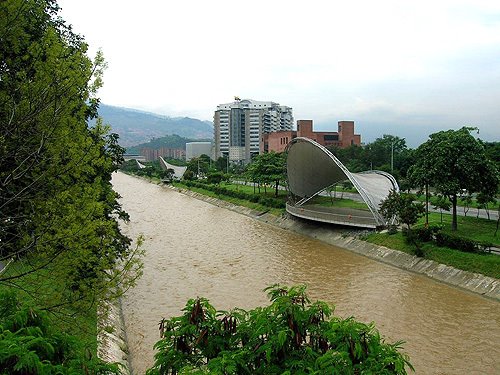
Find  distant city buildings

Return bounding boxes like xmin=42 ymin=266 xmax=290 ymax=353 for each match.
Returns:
xmin=262 ymin=120 xmax=361 ymax=153
xmin=213 ymin=98 xmax=362 ymax=163
xmin=186 ymin=142 xmax=212 ymax=161
xmin=214 ymin=98 xmax=293 ymax=163
xmin=140 ymin=147 xmax=185 ymax=161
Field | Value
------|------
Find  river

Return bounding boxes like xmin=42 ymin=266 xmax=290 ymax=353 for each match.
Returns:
xmin=113 ymin=172 xmax=500 ymax=374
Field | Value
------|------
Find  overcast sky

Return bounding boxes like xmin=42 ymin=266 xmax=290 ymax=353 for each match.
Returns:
xmin=58 ymin=0 xmax=500 ymax=146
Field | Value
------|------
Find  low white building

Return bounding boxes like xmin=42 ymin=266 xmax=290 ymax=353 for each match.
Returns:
xmin=186 ymin=142 xmax=212 ymax=161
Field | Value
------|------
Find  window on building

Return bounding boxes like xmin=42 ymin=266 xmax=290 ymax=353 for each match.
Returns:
xmin=324 ymin=134 xmax=339 ymax=141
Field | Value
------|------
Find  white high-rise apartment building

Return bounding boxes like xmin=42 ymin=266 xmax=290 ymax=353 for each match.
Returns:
xmin=214 ymin=98 xmax=293 ymax=163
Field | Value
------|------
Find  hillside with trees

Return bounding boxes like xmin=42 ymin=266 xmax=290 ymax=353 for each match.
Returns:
xmin=96 ymin=104 xmax=213 ymax=147
xmin=126 ymin=134 xmax=209 ymax=154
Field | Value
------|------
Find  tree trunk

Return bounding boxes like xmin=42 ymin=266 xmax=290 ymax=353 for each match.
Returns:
xmin=275 ymin=180 xmax=279 ymax=197
xmin=495 ymin=205 xmax=499 ymax=236
xmin=425 ymin=183 xmax=429 ymax=225
xmin=451 ymin=194 xmax=458 ymax=231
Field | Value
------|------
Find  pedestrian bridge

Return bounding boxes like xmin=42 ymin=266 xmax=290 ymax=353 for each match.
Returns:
xmin=285 ymin=137 xmax=399 ymax=228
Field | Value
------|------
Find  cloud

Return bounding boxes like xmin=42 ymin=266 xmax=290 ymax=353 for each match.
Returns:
xmin=58 ymin=0 xmax=500 ymax=145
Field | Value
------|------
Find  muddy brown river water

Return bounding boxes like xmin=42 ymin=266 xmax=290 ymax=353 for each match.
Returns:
xmin=113 ymin=172 xmax=500 ymax=374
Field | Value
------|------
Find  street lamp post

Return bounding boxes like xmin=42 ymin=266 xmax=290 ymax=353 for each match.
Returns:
xmin=391 ymin=140 xmax=394 ymax=174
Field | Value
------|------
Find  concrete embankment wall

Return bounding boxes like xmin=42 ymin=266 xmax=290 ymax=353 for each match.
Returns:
xmin=97 ymin=298 xmax=131 ymax=374
xmin=169 ymin=185 xmax=500 ymax=301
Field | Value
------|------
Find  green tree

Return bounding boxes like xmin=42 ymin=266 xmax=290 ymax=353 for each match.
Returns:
xmin=364 ymin=135 xmax=407 ymax=174
xmin=147 ymin=285 xmax=413 ymax=374
xmin=161 ymin=168 xmax=175 ymax=182
xmin=328 ymin=144 xmax=367 ymax=172
xmin=214 ymin=155 xmax=229 ymax=173
xmin=476 ymin=192 xmax=496 ymax=220
xmin=328 ymin=136 xmax=413 ymax=180
xmin=380 ymin=190 xmax=425 ymax=231
xmin=408 ymin=127 xmax=499 ymax=231
xmin=186 ymin=155 xmax=210 ymax=177
xmin=380 ymin=191 xmax=425 ymax=256
xmin=247 ymin=152 xmax=286 ymax=197
xmin=0 ymin=0 xmax=142 ymax=311
xmin=461 ymin=193 xmax=473 ymax=217
xmin=433 ymin=195 xmax=451 ymax=223
xmin=483 ymin=141 xmax=500 ymax=170
xmin=206 ymin=171 xmax=226 ymax=185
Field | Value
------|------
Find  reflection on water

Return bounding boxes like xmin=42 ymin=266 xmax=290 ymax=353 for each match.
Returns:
xmin=113 ymin=172 xmax=500 ymax=375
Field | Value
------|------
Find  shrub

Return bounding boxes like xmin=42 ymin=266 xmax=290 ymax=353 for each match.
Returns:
xmin=147 ymin=285 xmax=413 ymax=375
xmin=0 ymin=291 xmax=119 ymax=374
xmin=413 ymin=225 xmax=443 ymax=242
xmin=434 ymin=233 xmax=479 ymax=253
xmin=256 ymin=196 xmax=285 ymax=209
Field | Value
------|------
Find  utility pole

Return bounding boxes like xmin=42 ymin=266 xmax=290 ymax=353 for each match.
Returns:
xmin=391 ymin=140 xmax=394 ymax=174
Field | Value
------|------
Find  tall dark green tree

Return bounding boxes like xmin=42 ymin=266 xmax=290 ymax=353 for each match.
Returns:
xmin=408 ymin=127 xmax=499 ymax=231
xmin=0 ymin=0 xmax=142 ymax=310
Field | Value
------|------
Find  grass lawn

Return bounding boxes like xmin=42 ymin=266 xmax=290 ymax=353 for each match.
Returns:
xmin=416 ymin=212 xmax=499 ymax=246
xmin=364 ymin=231 xmax=500 ymax=279
xmin=310 ymin=195 xmax=370 ymax=211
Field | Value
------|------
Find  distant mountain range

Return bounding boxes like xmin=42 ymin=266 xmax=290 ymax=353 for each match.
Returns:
xmin=126 ymin=134 xmax=207 ymax=154
xmin=96 ymin=104 xmax=213 ymax=147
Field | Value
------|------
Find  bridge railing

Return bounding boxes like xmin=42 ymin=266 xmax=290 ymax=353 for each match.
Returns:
xmin=286 ymin=203 xmax=378 ymax=229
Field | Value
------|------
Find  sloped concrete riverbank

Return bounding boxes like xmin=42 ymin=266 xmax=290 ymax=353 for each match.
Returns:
xmin=97 ymin=300 xmax=131 ymax=374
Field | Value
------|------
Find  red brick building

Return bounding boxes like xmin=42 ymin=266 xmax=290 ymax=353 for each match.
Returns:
xmin=261 ymin=120 xmax=361 ymax=153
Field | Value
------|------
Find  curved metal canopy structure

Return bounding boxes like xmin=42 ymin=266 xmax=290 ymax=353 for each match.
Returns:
xmin=159 ymin=156 xmax=187 ymax=179
xmin=286 ymin=137 xmax=399 ymax=227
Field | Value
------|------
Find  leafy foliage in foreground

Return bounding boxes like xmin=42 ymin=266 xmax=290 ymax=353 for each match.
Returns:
xmin=0 ymin=0 xmax=142 ymax=312
xmin=147 ymin=285 xmax=413 ymax=374
xmin=0 ymin=291 xmax=119 ymax=374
